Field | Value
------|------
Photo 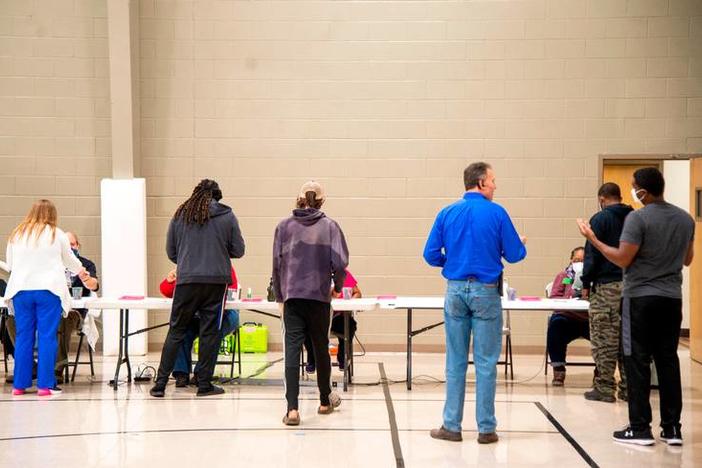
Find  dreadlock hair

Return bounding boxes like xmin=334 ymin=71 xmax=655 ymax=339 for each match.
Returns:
xmin=173 ymin=179 xmax=221 ymax=225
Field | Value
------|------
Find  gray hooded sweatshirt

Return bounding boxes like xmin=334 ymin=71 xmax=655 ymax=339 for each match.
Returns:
xmin=272 ymin=208 xmax=349 ymax=303
xmin=166 ymin=200 xmax=245 ymax=285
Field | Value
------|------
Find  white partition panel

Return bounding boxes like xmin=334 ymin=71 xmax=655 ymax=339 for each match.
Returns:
xmin=100 ymin=178 xmax=148 ymax=356
xmin=663 ymin=160 xmax=691 ymax=330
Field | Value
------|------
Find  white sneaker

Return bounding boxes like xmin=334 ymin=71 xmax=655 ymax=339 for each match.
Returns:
xmin=329 ymin=391 xmax=341 ymax=408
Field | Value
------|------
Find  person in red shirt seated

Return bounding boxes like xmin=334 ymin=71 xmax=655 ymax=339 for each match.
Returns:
xmin=159 ymin=266 xmax=240 ymax=387
xmin=304 ymin=269 xmax=361 ymax=374
xmin=546 ymin=247 xmax=588 ymax=386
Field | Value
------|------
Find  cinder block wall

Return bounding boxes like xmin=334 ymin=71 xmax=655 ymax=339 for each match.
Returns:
xmin=0 ymin=0 xmax=110 ymax=273
xmin=2 ymin=0 xmax=701 ymax=351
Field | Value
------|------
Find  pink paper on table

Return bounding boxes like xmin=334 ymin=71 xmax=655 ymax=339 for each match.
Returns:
xmin=518 ymin=296 xmax=541 ymax=301
xmin=377 ymin=295 xmax=397 ymax=300
xmin=118 ymin=295 xmax=145 ymax=300
xmin=242 ymin=297 xmax=263 ymax=302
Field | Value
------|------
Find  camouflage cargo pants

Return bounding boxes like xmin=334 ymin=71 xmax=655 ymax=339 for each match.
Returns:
xmin=589 ymin=281 xmax=627 ymax=397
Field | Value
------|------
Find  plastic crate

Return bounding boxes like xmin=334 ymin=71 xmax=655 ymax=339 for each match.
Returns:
xmin=239 ymin=322 xmax=268 ymax=353
xmin=193 ymin=334 xmax=237 ymax=356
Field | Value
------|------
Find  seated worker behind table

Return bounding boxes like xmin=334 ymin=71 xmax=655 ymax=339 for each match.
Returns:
xmin=56 ymin=231 xmax=100 ymax=383
xmin=159 ymin=266 xmax=240 ymax=387
xmin=546 ymin=246 xmax=588 ymax=386
xmin=304 ymin=269 xmax=361 ymax=373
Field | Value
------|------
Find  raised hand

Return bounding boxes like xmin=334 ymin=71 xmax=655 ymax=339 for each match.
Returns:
xmin=576 ymin=218 xmax=594 ymax=241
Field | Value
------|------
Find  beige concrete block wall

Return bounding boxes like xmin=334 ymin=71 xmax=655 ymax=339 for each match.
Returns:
xmin=2 ymin=1 xmax=701 ymax=352
xmin=0 ymin=0 xmax=111 ymax=274
xmin=139 ymin=0 xmax=702 ymax=350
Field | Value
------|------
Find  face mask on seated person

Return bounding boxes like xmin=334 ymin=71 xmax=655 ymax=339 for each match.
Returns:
xmin=571 ymin=262 xmax=583 ymax=275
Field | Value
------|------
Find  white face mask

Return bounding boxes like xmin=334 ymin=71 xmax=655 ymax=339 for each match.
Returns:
xmin=631 ymin=188 xmax=644 ymax=205
xmin=571 ymin=262 xmax=584 ymax=274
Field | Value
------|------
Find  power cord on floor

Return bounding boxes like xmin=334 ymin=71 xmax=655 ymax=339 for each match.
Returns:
xmin=353 ymin=334 xmax=366 ymax=358
xmin=134 ymin=364 xmax=156 ymax=382
xmin=218 ymin=357 xmax=285 ymax=384
xmin=344 ymin=351 xmax=550 ymax=387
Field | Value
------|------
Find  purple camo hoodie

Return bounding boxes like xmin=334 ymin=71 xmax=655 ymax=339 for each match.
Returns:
xmin=272 ymin=208 xmax=349 ymax=304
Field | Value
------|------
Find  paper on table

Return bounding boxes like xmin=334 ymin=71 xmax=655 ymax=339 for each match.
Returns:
xmin=518 ymin=296 xmax=541 ymax=301
xmin=377 ymin=295 xmax=397 ymax=300
xmin=118 ymin=295 xmax=145 ymax=300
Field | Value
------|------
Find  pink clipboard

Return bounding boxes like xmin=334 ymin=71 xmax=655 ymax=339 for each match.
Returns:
xmin=241 ymin=298 xmax=263 ymax=302
xmin=118 ymin=295 xmax=145 ymax=300
xmin=377 ymin=295 xmax=397 ymax=300
xmin=518 ymin=296 xmax=541 ymax=301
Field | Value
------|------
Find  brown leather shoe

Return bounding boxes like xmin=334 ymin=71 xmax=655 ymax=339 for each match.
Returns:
xmin=552 ymin=369 xmax=566 ymax=386
xmin=430 ymin=426 xmax=462 ymax=442
xmin=477 ymin=432 xmax=499 ymax=444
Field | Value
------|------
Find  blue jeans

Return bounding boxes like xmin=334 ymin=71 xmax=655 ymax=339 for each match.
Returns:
xmin=12 ymin=290 xmax=62 ymax=390
xmin=443 ymin=279 xmax=503 ymax=434
xmin=173 ymin=309 xmax=240 ymax=376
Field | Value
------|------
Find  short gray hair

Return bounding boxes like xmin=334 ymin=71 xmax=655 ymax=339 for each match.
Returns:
xmin=464 ymin=162 xmax=491 ymax=190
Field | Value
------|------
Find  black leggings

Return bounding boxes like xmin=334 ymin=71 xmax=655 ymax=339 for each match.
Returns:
xmin=283 ymin=298 xmax=332 ymax=410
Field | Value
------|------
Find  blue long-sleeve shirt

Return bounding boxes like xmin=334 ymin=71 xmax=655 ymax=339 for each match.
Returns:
xmin=423 ymin=192 xmax=527 ymax=283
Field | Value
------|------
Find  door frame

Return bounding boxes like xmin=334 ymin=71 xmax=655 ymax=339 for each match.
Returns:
xmin=598 ymin=153 xmax=702 ymax=342
xmin=598 ymin=153 xmax=694 ymax=186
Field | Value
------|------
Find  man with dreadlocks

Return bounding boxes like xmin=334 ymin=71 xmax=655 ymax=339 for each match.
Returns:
xmin=150 ymin=179 xmax=245 ymax=397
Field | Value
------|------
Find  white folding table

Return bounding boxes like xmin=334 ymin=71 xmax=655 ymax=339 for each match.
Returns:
xmin=377 ymin=296 xmax=589 ymax=390
xmin=80 ymin=297 xmax=377 ymax=391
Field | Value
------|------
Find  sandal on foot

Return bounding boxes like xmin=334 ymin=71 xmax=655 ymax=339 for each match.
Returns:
xmin=283 ymin=411 xmax=300 ymax=426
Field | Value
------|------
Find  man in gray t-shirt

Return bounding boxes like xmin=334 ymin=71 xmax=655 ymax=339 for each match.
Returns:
xmin=577 ymin=167 xmax=694 ymax=447
xmin=620 ymin=202 xmax=694 ymax=299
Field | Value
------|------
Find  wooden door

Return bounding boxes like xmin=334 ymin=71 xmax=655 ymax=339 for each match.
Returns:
xmin=602 ymin=162 xmax=661 ymax=208
xmin=690 ymin=158 xmax=702 ymax=363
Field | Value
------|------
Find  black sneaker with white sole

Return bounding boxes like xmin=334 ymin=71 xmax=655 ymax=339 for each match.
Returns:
xmin=660 ymin=426 xmax=683 ymax=446
xmin=612 ymin=426 xmax=655 ymax=446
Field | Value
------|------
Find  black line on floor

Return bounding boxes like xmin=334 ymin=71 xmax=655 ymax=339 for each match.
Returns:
xmin=0 ymin=427 xmax=560 ymax=443
xmin=0 ymin=395 xmax=540 ymax=404
xmin=534 ymin=402 xmax=599 ymax=468
xmin=379 ymin=363 xmax=405 ymax=468
xmin=0 ymin=427 xmax=383 ymax=442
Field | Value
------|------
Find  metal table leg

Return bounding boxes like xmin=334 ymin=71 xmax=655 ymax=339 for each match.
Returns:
xmin=343 ymin=310 xmax=350 ymax=391
xmin=124 ymin=307 xmax=132 ymax=383
xmin=112 ymin=308 xmax=133 ymax=390
xmin=112 ymin=308 xmax=125 ymax=390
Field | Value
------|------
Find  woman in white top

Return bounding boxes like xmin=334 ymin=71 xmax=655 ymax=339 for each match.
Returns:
xmin=5 ymin=199 xmax=85 ymax=396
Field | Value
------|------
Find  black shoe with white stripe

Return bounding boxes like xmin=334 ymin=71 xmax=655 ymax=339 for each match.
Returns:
xmin=612 ymin=426 xmax=655 ymax=446
xmin=660 ymin=426 xmax=683 ymax=446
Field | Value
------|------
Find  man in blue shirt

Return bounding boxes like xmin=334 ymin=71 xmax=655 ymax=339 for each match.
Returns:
xmin=424 ymin=162 xmax=526 ymax=444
